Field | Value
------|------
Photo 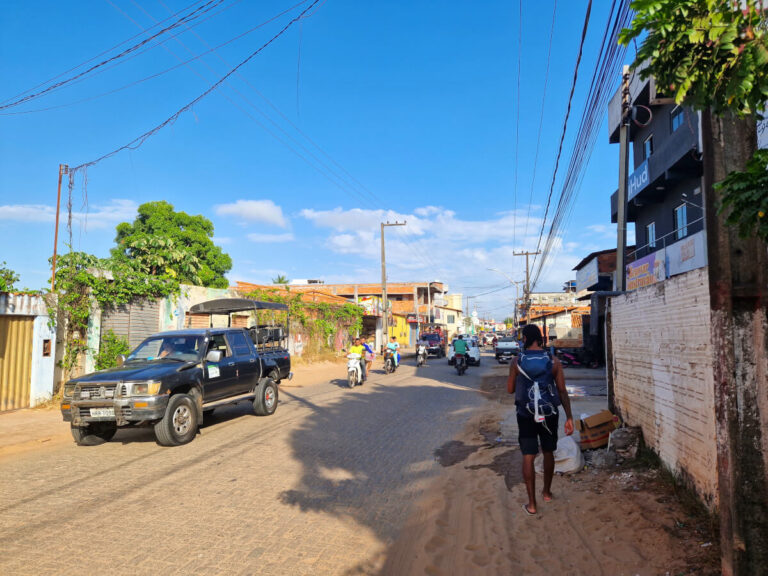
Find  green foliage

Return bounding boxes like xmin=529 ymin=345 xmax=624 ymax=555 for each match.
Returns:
xmin=0 ymin=261 xmax=19 ymax=292
xmin=94 ymin=330 xmax=131 ymax=371
xmin=619 ymin=0 xmax=768 ymax=116
xmin=243 ymin=288 xmax=364 ymax=344
xmin=716 ymin=149 xmax=768 ymax=240
xmin=51 ymin=251 xmax=181 ymax=374
xmin=272 ymin=274 xmax=289 ymax=284
xmin=112 ymin=201 xmax=232 ymax=288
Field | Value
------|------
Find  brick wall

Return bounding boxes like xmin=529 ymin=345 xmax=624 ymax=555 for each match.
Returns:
xmin=609 ymin=267 xmax=718 ymax=508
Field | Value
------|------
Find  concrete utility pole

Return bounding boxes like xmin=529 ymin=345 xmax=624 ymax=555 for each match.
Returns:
xmin=380 ymin=220 xmax=406 ymax=350
xmin=513 ymin=250 xmax=541 ymax=326
xmin=51 ymin=163 xmax=68 ymax=292
xmin=615 ymin=65 xmax=631 ymax=291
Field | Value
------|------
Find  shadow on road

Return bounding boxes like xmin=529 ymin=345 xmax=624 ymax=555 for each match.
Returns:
xmin=277 ymin=364 xmax=488 ymax=554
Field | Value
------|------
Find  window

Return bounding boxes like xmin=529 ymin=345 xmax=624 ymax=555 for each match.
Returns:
xmin=227 ymin=331 xmax=252 ymax=356
xmin=646 ymin=222 xmax=656 ymax=249
xmin=671 ymin=108 xmax=684 ymax=132
xmin=675 ymin=204 xmax=688 ymax=240
xmin=447 ymin=315 xmax=455 ymax=324
xmin=643 ymin=135 xmax=654 ymax=158
xmin=42 ymin=339 xmax=51 ymax=357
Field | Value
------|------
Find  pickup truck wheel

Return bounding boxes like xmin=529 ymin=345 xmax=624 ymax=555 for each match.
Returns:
xmin=253 ymin=378 xmax=278 ymax=416
xmin=71 ymin=423 xmax=117 ymax=446
xmin=154 ymin=394 xmax=198 ymax=446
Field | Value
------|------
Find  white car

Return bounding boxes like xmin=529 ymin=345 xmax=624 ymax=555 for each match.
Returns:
xmin=447 ymin=338 xmax=481 ymax=366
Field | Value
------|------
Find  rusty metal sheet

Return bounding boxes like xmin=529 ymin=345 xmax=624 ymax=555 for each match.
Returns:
xmin=0 ymin=316 xmax=34 ymax=411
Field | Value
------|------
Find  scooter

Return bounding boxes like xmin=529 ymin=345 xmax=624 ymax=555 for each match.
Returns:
xmin=455 ymin=353 xmax=467 ymax=375
xmin=347 ymin=352 xmax=363 ymax=388
xmin=416 ymin=344 xmax=428 ymax=367
xmin=384 ymin=350 xmax=397 ymax=374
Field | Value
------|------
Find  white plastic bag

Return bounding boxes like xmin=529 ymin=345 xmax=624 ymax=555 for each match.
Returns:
xmin=534 ymin=435 xmax=584 ymax=475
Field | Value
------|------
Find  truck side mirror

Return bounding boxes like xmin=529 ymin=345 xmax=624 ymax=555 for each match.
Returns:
xmin=206 ymin=350 xmax=222 ymax=363
xmin=116 ymin=354 xmax=126 ymax=367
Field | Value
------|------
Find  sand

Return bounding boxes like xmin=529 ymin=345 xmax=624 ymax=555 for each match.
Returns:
xmin=380 ymin=408 xmax=719 ymax=576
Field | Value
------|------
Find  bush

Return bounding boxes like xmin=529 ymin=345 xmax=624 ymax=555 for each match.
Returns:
xmin=95 ymin=330 xmax=131 ymax=370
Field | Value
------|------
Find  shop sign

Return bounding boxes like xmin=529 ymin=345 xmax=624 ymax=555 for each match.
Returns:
xmin=576 ymin=257 xmax=599 ymax=292
xmin=626 ymin=249 xmax=666 ymax=290
xmin=628 ymin=159 xmax=649 ymax=201
xmin=666 ymin=230 xmax=707 ymax=277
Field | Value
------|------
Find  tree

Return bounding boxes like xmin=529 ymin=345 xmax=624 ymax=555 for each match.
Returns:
xmin=0 ymin=261 xmax=19 ymax=292
xmin=272 ymin=274 xmax=289 ymax=284
xmin=111 ymin=201 xmax=232 ymax=288
xmin=621 ymin=3 xmax=768 ymax=574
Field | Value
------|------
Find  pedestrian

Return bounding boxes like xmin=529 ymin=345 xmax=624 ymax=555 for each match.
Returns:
xmin=362 ymin=336 xmax=375 ymax=381
xmin=506 ymin=324 xmax=574 ymax=516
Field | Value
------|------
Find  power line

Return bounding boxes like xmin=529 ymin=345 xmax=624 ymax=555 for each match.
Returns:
xmin=531 ymin=0 xmax=593 ymax=270
xmin=0 ymin=0 xmax=309 ymax=116
xmin=0 ymin=0 xmax=228 ymax=111
xmin=522 ymin=0 xmax=557 ymax=242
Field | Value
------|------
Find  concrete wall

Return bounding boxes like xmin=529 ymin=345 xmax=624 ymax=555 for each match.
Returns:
xmin=609 ymin=267 xmax=718 ymax=508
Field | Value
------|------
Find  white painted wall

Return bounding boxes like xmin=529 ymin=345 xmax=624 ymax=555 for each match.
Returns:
xmin=609 ymin=267 xmax=718 ymax=508
xmin=30 ymin=315 xmax=56 ymax=406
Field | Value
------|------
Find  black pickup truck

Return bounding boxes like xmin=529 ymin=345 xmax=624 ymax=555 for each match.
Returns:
xmin=61 ymin=299 xmax=292 ymax=447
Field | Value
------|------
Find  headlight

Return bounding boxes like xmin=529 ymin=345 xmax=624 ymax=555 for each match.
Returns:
xmin=63 ymin=384 xmax=76 ymax=398
xmin=131 ymin=381 xmax=162 ymax=396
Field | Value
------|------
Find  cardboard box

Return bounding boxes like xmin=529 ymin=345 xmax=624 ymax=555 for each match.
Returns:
xmin=577 ymin=410 xmax=620 ymax=450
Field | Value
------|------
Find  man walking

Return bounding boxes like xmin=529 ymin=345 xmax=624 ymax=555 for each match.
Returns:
xmin=507 ymin=324 xmax=574 ymax=515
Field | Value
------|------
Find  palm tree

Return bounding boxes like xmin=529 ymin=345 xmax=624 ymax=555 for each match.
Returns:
xmin=272 ymin=274 xmax=289 ymax=284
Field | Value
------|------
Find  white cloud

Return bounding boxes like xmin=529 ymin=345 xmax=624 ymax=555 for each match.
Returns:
xmin=246 ymin=232 xmax=295 ymax=243
xmin=215 ymin=200 xmax=287 ymax=228
xmin=0 ymin=199 xmax=137 ymax=229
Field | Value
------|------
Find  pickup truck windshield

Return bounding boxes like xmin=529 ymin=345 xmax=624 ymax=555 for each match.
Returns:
xmin=423 ymin=334 xmax=441 ymax=342
xmin=128 ymin=335 xmax=205 ymax=363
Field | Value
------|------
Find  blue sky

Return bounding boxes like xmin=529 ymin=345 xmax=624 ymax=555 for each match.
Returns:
xmin=0 ymin=0 xmax=633 ymax=321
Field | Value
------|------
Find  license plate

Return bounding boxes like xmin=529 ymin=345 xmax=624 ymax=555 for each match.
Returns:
xmin=89 ymin=408 xmax=114 ymax=418
xmin=503 ymin=351 xmax=512 ymax=355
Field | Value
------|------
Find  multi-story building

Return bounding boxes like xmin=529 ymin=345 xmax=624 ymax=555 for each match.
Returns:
xmin=609 ymin=68 xmax=705 ymax=261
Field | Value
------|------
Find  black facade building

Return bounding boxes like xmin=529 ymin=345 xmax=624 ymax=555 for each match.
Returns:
xmin=609 ymin=72 xmax=705 ymax=259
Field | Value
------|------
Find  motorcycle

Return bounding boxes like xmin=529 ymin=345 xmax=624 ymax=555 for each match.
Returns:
xmin=455 ymin=353 xmax=467 ymax=375
xmin=384 ymin=349 xmax=397 ymax=374
xmin=416 ymin=344 xmax=428 ymax=367
xmin=347 ymin=352 xmax=363 ymax=388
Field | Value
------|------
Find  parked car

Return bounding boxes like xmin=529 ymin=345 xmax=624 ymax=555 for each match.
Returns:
xmin=447 ymin=337 xmax=481 ymax=366
xmin=60 ymin=298 xmax=291 ymax=447
xmin=421 ymin=332 xmax=445 ymax=357
xmin=495 ymin=336 xmax=520 ymax=363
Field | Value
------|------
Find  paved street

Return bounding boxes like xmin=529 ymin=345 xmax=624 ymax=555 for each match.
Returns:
xmin=0 ymin=354 xmax=490 ymax=576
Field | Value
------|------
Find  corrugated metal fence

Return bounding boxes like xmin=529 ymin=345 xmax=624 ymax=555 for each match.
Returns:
xmin=101 ymin=300 xmax=160 ymax=349
xmin=0 ymin=316 xmax=34 ymax=411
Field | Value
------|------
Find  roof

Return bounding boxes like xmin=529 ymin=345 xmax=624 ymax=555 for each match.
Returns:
xmin=572 ymin=246 xmax=637 ymax=272
xmin=189 ymin=298 xmax=288 ymax=314
xmin=258 ymin=281 xmax=445 ymax=297
xmin=234 ymin=282 xmax=354 ymax=305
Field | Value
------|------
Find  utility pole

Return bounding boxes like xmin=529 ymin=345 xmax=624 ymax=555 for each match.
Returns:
xmin=380 ymin=220 xmax=406 ymax=351
xmin=51 ymin=164 xmax=68 ymax=292
xmin=513 ymin=250 xmax=541 ymax=326
xmin=615 ymin=65 xmax=631 ymax=291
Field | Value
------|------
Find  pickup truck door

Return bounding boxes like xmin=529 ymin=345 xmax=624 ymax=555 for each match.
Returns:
xmin=204 ymin=333 xmax=238 ymax=401
xmin=225 ymin=330 xmax=260 ymax=395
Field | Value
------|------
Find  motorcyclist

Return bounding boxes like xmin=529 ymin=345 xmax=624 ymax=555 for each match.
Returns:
xmin=416 ymin=336 xmax=428 ymax=365
xmin=361 ymin=337 xmax=375 ymax=381
xmin=386 ymin=336 xmax=400 ymax=367
xmin=453 ymin=335 xmax=469 ymax=367
xmin=349 ymin=338 xmax=365 ymax=380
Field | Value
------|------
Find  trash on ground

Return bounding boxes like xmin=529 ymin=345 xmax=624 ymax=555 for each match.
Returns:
xmin=534 ymin=435 xmax=584 ymax=475
xmin=610 ymin=426 xmax=642 ymax=459
xmin=576 ymin=409 xmax=620 ymax=450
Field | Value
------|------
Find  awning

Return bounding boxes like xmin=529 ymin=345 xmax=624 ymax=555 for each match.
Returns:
xmin=189 ymin=298 xmax=288 ymax=314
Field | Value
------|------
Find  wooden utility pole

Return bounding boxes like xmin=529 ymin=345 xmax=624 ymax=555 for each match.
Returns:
xmin=513 ymin=250 xmax=541 ymax=325
xmin=51 ymin=164 xmax=68 ymax=292
xmin=615 ymin=65 xmax=631 ymax=291
xmin=702 ymin=110 xmax=768 ymax=576
xmin=380 ymin=220 xmax=406 ymax=350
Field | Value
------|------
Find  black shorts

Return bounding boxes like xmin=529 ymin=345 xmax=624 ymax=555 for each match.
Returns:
xmin=517 ymin=412 xmax=559 ymax=455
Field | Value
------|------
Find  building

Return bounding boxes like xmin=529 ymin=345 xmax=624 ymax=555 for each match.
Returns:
xmin=520 ymin=291 xmax=589 ymax=344
xmin=609 ymin=66 xmax=705 ymax=262
xmin=255 ymin=281 xmax=451 ymax=347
